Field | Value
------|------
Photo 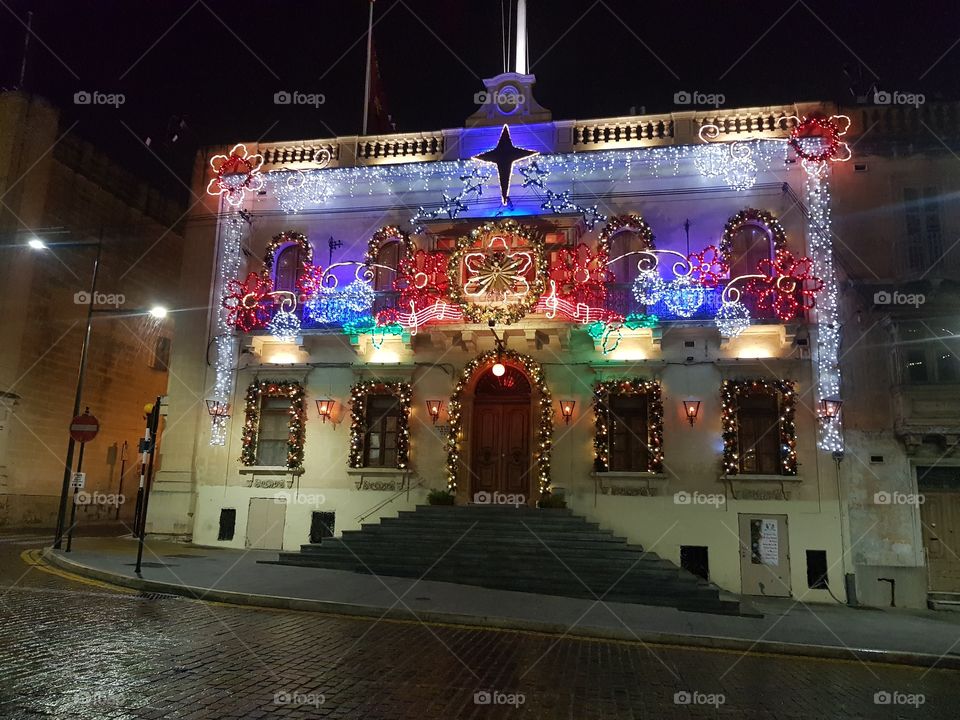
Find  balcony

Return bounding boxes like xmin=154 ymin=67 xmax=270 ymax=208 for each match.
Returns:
xmin=892 ymin=383 xmax=960 ymax=450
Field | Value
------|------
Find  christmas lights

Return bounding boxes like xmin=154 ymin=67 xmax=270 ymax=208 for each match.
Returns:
xmin=395 ymin=250 xmax=450 ymax=310
xmin=222 ymin=272 xmax=275 ymax=332
xmin=348 ymin=381 xmax=412 ymax=469
xmin=210 ymin=214 xmax=246 ymax=445
xmin=207 ymin=144 xmax=264 ymax=207
xmin=447 ymin=219 xmax=546 ymax=325
xmin=267 ymin=309 xmax=301 ymax=342
xmin=364 ymin=226 xmax=413 ymax=267
xmin=721 ymin=379 xmax=797 ymax=476
xmin=598 ymin=214 xmax=656 ymax=260
xmin=715 ymin=300 xmax=752 ymax=338
xmin=783 ymin=114 xmax=852 ymax=172
xmin=662 ymin=275 xmax=705 ymax=318
xmin=446 ymin=350 xmax=552 ymax=496
xmin=262 ymin=231 xmax=312 ymax=274
xmin=719 ymin=208 xmax=787 ymax=263
xmin=240 ymin=380 xmax=306 ymax=469
xmin=592 ymin=379 xmax=664 ymax=473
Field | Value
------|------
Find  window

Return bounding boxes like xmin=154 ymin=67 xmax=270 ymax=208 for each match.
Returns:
xmin=218 ymin=509 xmax=236 ymax=541
xmin=736 ymin=392 xmax=781 ymax=474
xmin=374 ymin=241 xmax=400 ymax=292
xmin=274 ymin=243 xmax=308 ymax=293
xmin=609 ymin=230 xmax=648 ymax=284
xmin=256 ymin=397 xmax=292 ymax=466
xmin=608 ymin=395 xmax=649 ymax=472
xmin=899 ymin=322 xmax=960 ymax=385
xmin=729 ymin=223 xmax=773 ymax=278
xmin=363 ymin=394 xmax=400 ymax=467
xmin=903 ymin=187 xmax=943 ymax=274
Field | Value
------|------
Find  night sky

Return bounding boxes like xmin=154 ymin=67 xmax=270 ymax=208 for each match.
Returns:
xmin=1 ymin=0 xmax=957 ymax=200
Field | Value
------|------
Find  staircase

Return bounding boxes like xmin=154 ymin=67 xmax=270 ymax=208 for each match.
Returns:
xmin=929 ymin=591 xmax=960 ymax=612
xmin=274 ymin=505 xmax=741 ymax=615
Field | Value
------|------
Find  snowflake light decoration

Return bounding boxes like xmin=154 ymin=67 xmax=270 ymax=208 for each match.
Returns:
xmin=663 ymin=275 xmax=705 ymax=318
xmin=267 ymin=310 xmax=301 ymax=342
xmin=207 ymin=144 xmax=264 ymax=207
xmin=715 ymin=300 xmax=751 ymax=337
xmin=632 ymin=268 xmax=666 ymax=305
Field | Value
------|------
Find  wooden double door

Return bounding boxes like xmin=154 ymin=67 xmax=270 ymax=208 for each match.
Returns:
xmin=470 ymin=366 xmax=533 ymax=503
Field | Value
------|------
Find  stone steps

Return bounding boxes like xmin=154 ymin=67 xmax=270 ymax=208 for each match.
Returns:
xmin=273 ymin=504 xmax=740 ymax=615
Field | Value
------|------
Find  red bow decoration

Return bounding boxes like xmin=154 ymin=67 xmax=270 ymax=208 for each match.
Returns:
xmin=747 ymin=249 xmax=823 ymax=321
xmin=395 ymin=250 xmax=449 ymax=308
xmin=687 ymin=245 xmax=729 ymax=288
xmin=223 ymin=272 xmax=275 ymax=331
xmin=548 ymin=243 xmax=610 ymax=306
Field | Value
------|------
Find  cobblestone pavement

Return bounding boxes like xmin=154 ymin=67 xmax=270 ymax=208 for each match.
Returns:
xmin=0 ymin=533 xmax=957 ymax=719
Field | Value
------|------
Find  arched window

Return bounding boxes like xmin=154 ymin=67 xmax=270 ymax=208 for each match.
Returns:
xmin=598 ymin=214 xmax=656 ymax=284
xmin=720 ymin=209 xmax=786 ymax=279
xmin=374 ymin=241 xmax=401 ymax=292
xmin=274 ymin=243 xmax=308 ymax=292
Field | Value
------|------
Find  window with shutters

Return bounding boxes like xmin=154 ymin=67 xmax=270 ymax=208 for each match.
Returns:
xmin=737 ymin=392 xmax=781 ymax=475
xmin=256 ymin=396 xmax=292 ymax=466
xmin=608 ymin=396 xmax=650 ymax=472
xmin=363 ymin=394 xmax=401 ymax=467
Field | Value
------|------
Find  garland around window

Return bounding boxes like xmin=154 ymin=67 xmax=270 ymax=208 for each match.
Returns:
xmin=240 ymin=380 xmax=306 ymax=469
xmin=592 ymin=379 xmax=664 ymax=473
xmin=348 ymin=380 xmax=412 ymax=469
xmin=721 ymin=379 xmax=797 ymax=476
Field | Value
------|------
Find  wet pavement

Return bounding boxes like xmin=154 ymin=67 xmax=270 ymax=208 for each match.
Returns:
xmin=1 ymin=531 xmax=958 ymax=718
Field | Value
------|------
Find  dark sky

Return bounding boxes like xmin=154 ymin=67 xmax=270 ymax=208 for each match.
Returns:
xmin=2 ymin=0 xmax=957 ymax=201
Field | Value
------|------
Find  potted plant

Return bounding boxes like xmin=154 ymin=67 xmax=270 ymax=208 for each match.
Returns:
xmin=427 ymin=489 xmax=456 ymax=506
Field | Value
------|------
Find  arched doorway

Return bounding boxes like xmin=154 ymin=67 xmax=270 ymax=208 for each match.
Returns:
xmin=471 ymin=365 xmax=533 ymax=501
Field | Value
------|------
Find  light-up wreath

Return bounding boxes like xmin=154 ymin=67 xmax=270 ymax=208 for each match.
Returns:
xmin=447 ymin=219 xmax=546 ymax=325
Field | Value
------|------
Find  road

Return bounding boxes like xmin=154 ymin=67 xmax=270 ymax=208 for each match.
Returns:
xmin=0 ymin=531 xmax=957 ymax=719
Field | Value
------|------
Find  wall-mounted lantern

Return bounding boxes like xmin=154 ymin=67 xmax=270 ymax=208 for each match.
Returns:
xmin=682 ymin=399 xmax=701 ymax=427
xmin=316 ymin=398 xmax=336 ymax=424
xmin=205 ymin=399 xmax=231 ymax=419
xmin=425 ymin=399 xmax=443 ymax=425
xmin=559 ymin=399 xmax=576 ymax=425
xmin=820 ymin=396 xmax=843 ymax=421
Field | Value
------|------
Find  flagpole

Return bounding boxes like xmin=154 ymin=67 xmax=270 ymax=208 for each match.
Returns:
xmin=362 ymin=0 xmax=375 ymax=135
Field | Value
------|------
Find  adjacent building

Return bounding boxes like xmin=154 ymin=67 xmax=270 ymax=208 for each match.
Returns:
xmin=0 ymin=91 xmax=184 ymax=528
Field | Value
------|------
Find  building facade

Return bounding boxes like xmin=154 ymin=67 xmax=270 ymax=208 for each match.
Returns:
xmin=148 ymin=72 xmax=925 ymax=605
xmin=0 ymin=91 xmax=184 ymax=528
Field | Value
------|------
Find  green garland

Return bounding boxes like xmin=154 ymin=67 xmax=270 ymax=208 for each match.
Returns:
xmin=348 ymin=380 xmax=412 ymax=469
xmin=240 ymin=379 xmax=306 ymax=469
xmin=592 ymin=379 xmax=664 ymax=473
xmin=447 ymin=219 xmax=546 ymax=325
xmin=446 ymin=349 xmax=552 ymax=496
xmin=597 ymin=213 xmax=656 ymax=263
xmin=262 ymin=231 xmax=311 ymax=274
xmin=719 ymin=209 xmax=787 ymax=264
xmin=363 ymin=225 xmax=413 ymax=267
xmin=721 ymin=379 xmax=797 ymax=476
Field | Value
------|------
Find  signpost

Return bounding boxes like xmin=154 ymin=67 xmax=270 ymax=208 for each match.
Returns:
xmin=65 ymin=409 xmax=98 ymax=553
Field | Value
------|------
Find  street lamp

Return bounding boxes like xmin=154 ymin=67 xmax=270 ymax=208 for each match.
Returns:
xmin=149 ymin=305 xmax=168 ymax=319
xmin=27 ymin=237 xmax=46 ymax=250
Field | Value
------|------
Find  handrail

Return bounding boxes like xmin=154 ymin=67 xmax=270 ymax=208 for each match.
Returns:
xmin=355 ymin=476 xmax=425 ymax=524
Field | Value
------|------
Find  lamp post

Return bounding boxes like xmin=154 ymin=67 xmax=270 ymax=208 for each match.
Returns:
xmin=27 ymin=232 xmax=168 ymax=548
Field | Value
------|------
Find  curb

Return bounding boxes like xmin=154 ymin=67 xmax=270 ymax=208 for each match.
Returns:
xmin=43 ymin=549 xmax=960 ymax=671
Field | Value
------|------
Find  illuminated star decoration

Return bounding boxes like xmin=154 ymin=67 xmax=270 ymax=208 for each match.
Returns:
xmin=473 ymin=125 xmax=538 ymax=204
xmin=518 ymin=160 xmax=549 ymax=189
xmin=541 ymin=190 xmax=575 ymax=214
xmin=207 ymin=143 xmax=264 ymax=207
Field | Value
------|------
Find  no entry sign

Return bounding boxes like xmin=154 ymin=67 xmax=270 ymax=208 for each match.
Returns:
xmin=69 ymin=413 xmax=100 ymax=443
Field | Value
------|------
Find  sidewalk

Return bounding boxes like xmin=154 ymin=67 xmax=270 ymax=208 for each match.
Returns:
xmin=46 ymin=535 xmax=960 ymax=670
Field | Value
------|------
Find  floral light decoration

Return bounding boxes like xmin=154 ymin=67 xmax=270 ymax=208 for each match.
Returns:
xmin=348 ymin=380 xmax=412 ymax=469
xmin=395 ymin=250 xmax=450 ymax=310
xmin=747 ymin=248 xmax=823 ymax=322
xmin=207 ymin=143 xmax=264 ymax=207
xmin=548 ymin=243 xmax=610 ymax=306
xmin=448 ymin=220 xmax=546 ymax=325
xmin=262 ymin=231 xmax=312 ymax=275
xmin=686 ymin=245 xmax=729 ymax=287
xmin=296 ymin=262 xmax=327 ymax=302
xmin=222 ymin=272 xmax=275 ymax=332
xmin=721 ymin=379 xmax=797 ymax=476
xmin=783 ymin=114 xmax=851 ymax=172
xmin=719 ymin=208 xmax=787 ymax=265
xmin=592 ymin=379 xmax=664 ymax=473
xmin=240 ymin=380 xmax=306 ymax=469
xmin=447 ymin=350 xmax=552 ymax=497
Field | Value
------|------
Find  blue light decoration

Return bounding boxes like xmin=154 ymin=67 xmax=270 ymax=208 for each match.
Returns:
xmin=715 ymin=300 xmax=751 ymax=338
xmin=631 ymin=269 xmax=666 ymax=305
xmin=303 ymin=281 xmax=374 ymax=326
xmin=341 ymin=280 xmax=375 ymax=312
xmin=267 ymin=309 xmax=301 ymax=342
xmin=662 ymin=276 xmax=705 ymax=318
xmin=411 ymin=166 xmax=491 ymax=231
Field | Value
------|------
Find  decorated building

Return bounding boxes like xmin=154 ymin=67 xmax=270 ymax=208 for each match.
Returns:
xmin=147 ymin=56 xmax=880 ymax=603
